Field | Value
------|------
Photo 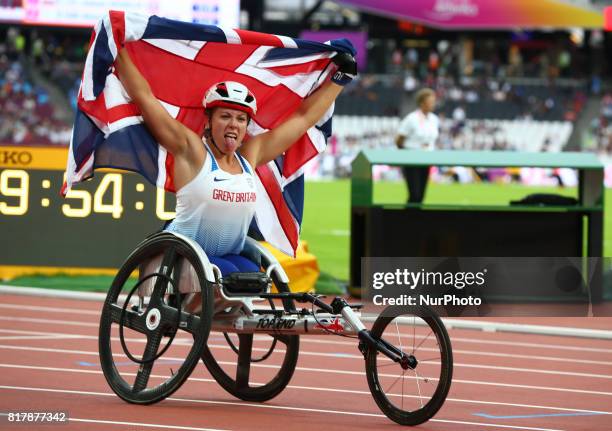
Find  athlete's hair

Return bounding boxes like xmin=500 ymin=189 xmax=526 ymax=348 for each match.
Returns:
xmin=415 ymin=88 xmax=436 ymax=107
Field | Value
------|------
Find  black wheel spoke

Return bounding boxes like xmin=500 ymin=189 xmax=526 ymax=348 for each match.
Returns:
xmin=201 ymin=331 xmax=299 ymax=402
xmin=271 ymin=334 xmax=292 ymax=346
xmin=413 ymin=329 xmax=433 ymax=354
xmin=377 ymin=361 xmax=403 ymax=369
xmin=384 ymin=370 xmax=406 ymax=394
xmin=172 ymin=257 xmax=183 ymax=290
xmin=178 ymin=311 xmax=201 ymax=335
xmin=161 ymin=304 xmax=179 ymax=326
xmin=235 ymin=334 xmax=253 ymax=390
xmin=151 ymin=247 xmax=179 ymax=299
xmin=109 ymin=303 xmax=147 ymax=333
xmin=133 ymin=329 xmax=163 ymax=392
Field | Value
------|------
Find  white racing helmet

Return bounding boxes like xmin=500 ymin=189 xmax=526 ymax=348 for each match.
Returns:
xmin=203 ymin=81 xmax=257 ymax=117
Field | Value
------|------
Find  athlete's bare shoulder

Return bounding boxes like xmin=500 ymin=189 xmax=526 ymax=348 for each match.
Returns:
xmin=170 ymin=132 xmax=207 ymax=189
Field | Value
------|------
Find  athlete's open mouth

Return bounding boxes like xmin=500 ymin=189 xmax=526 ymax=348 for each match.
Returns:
xmin=224 ymin=132 xmax=238 ymax=147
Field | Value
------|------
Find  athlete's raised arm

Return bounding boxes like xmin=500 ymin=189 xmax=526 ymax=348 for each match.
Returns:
xmin=115 ymin=48 xmax=199 ymax=155
xmin=242 ymin=53 xmax=357 ymax=167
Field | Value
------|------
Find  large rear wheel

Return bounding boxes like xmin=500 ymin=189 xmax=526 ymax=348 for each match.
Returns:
xmin=99 ymin=235 xmax=213 ymax=404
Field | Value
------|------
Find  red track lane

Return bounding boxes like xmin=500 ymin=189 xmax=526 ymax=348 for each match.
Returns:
xmin=0 ymin=293 xmax=611 ymax=431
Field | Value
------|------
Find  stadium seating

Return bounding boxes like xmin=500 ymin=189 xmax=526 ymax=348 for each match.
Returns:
xmin=335 ymin=77 xmax=402 ymax=117
xmin=439 ymin=83 xmax=585 ymax=122
xmin=332 ymin=115 xmax=572 ymax=153
xmin=0 ymin=57 xmax=72 ymax=145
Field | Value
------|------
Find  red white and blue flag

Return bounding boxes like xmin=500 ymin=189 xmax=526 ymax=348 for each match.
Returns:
xmin=63 ymin=10 xmax=354 ymax=256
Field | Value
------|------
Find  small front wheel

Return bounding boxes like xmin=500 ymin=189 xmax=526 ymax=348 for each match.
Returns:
xmin=365 ymin=305 xmax=452 ymax=425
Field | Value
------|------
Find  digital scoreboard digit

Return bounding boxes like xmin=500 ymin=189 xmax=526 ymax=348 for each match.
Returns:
xmin=0 ymin=146 xmax=176 ymax=277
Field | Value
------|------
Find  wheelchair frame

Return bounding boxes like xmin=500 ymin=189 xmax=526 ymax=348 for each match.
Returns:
xmin=99 ymin=232 xmax=453 ymax=426
xmin=167 ymin=233 xmax=402 ymax=359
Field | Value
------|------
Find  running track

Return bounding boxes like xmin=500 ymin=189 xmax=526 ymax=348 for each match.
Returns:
xmin=0 ymin=292 xmax=611 ymax=431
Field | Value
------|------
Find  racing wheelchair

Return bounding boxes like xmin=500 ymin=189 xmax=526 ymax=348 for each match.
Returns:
xmin=99 ymin=232 xmax=453 ymax=425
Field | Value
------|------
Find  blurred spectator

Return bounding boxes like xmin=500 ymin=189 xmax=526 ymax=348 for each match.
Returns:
xmin=0 ymin=52 xmax=72 ymax=146
xmin=395 ymin=88 xmax=439 ymax=203
xmin=587 ymin=93 xmax=612 ymax=155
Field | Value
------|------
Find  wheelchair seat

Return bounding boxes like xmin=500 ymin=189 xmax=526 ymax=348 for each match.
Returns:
xmin=134 ymin=231 xmax=292 ymax=312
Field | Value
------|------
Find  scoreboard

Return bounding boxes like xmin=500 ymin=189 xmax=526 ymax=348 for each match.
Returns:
xmin=0 ymin=146 xmax=176 ymax=278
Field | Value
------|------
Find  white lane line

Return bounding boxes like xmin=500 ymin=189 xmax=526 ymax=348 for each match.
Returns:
xmin=2 ymin=363 xmax=611 ymax=416
xmin=0 ymin=285 xmax=108 ymax=301
xmin=0 ymin=328 xmax=191 ymax=345
xmin=4 ymin=325 xmax=610 ymax=367
xmin=0 ymin=385 xmax=566 ymax=431
xmin=1 ymin=283 xmax=607 ymax=339
xmin=447 ymin=363 xmax=612 ymax=379
xmin=439 ymin=348 xmax=612 ymax=366
xmin=1 ymin=333 xmax=610 ymax=381
xmin=262 ymin=345 xmax=612 ymax=368
xmin=0 ymin=329 xmax=61 ymax=335
xmin=2 ymin=315 xmax=611 ymax=372
xmin=3 ymin=299 xmax=612 ymax=351
xmin=303 ymin=330 xmax=612 ymax=355
xmin=0 ymin=316 xmax=98 ymax=327
xmin=439 ymin=336 xmax=612 ymax=354
xmin=0 ymin=285 xmax=607 ymax=339
xmin=0 ymin=303 xmax=100 ymax=315
xmin=3 ymin=308 xmax=612 ymax=356
xmin=300 ymin=338 xmax=612 ymax=364
xmin=69 ymin=418 xmax=229 ymax=431
xmin=0 ymin=335 xmax=83 ymax=341
xmin=0 ymin=364 xmax=103 ymax=375
xmin=0 ymin=413 xmax=229 ymax=431
xmin=0 ymin=344 xmax=610 ymax=397
xmin=443 ymin=319 xmax=612 ymax=340
xmin=431 ymin=419 xmax=564 ymax=431
xmin=2 ymin=324 xmax=610 ymax=368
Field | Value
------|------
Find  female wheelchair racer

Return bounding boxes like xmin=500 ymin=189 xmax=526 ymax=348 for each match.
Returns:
xmin=99 ymin=45 xmax=452 ymax=426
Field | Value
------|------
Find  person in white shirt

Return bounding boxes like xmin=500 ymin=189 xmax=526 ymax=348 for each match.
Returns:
xmin=395 ymin=88 xmax=439 ymax=203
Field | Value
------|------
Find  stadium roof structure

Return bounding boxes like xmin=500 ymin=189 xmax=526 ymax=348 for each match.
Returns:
xmin=337 ymin=0 xmax=605 ymax=30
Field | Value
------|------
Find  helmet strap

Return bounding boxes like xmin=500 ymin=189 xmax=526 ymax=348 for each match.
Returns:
xmin=210 ymin=135 xmax=228 ymax=156
xmin=204 ymin=127 xmax=228 ymax=156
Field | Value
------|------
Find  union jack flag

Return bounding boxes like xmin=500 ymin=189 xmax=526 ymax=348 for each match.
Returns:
xmin=63 ymin=10 xmax=355 ymax=256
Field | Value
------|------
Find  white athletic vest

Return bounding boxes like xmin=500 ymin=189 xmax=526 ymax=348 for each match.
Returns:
xmin=165 ymin=144 xmax=257 ymax=256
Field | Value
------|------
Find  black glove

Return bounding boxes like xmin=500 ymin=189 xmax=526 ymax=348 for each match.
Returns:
xmin=331 ymin=52 xmax=357 ymax=86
